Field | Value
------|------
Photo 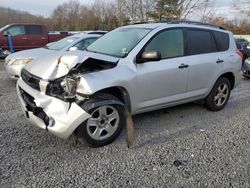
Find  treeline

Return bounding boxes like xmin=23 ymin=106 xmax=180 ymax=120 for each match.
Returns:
xmin=0 ymin=0 xmax=250 ymax=34
xmin=0 ymin=7 xmax=50 ymax=28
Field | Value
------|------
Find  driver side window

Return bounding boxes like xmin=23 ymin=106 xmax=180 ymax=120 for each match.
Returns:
xmin=5 ymin=25 xmax=26 ymax=36
xmin=144 ymin=29 xmax=184 ymax=59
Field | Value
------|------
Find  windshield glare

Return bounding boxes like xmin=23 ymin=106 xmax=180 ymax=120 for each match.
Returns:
xmin=45 ymin=36 xmax=79 ymax=50
xmin=87 ymin=27 xmax=151 ymax=57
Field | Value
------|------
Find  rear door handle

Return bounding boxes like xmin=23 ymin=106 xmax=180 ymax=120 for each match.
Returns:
xmin=216 ymin=59 xmax=224 ymax=64
xmin=22 ymin=37 xmax=27 ymax=40
xmin=178 ymin=64 xmax=189 ymax=69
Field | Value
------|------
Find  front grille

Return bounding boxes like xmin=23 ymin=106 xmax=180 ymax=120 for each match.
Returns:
xmin=21 ymin=69 xmax=41 ymax=91
xmin=19 ymin=87 xmax=50 ymax=126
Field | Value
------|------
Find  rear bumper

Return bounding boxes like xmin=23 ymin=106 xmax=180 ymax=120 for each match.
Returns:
xmin=242 ymin=62 xmax=250 ymax=77
xmin=16 ymin=79 xmax=91 ymax=139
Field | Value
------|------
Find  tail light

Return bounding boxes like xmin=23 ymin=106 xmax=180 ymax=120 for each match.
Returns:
xmin=236 ymin=49 xmax=243 ymax=60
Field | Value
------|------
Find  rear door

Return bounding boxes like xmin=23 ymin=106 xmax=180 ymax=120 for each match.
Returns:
xmin=184 ymin=28 xmax=224 ymax=96
xmin=25 ymin=25 xmax=47 ymax=48
xmin=135 ymin=29 xmax=189 ymax=112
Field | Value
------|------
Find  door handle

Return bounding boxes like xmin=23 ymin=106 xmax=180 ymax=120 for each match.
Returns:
xmin=178 ymin=63 xmax=189 ymax=69
xmin=41 ymin=37 xmax=46 ymax=40
xmin=22 ymin=37 xmax=27 ymax=40
xmin=216 ymin=59 xmax=224 ymax=64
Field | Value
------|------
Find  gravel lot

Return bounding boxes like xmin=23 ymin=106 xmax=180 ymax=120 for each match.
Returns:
xmin=0 ymin=59 xmax=249 ymax=187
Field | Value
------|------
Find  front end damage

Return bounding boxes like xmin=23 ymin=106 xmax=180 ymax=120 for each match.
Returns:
xmin=17 ymin=77 xmax=91 ymax=139
xmin=16 ymin=54 xmax=126 ymax=140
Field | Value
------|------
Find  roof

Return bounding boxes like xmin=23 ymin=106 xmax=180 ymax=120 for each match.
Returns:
xmin=123 ymin=21 xmax=229 ymax=32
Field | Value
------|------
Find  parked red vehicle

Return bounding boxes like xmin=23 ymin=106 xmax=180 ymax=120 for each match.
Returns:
xmin=0 ymin=23 xmax=69 ymax=58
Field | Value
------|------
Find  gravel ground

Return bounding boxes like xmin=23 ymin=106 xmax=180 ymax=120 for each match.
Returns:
xmin=0 ymin=60 xmax=249 ymax=187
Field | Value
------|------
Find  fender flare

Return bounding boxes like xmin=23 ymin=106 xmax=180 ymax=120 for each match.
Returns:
xmin=78 ymin=97 xmax=125 ymax=112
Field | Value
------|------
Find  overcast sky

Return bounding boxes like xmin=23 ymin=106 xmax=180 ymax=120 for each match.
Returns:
xmin=0 ymin=0 xmax=249 ymax=19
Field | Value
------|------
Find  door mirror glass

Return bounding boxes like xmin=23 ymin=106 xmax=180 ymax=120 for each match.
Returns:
xmin=3 ymin=31 xmax=8 ymax=36
xmin=139 ymin=51 xmax=161 ymax=63
xmin=69 ymin=46 xmax=78 ymax=51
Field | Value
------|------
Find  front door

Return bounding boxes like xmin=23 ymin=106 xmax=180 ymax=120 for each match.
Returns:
xmin=4 ymin=25 xmax=28 ymax=51
xmin=135 ymin=29 xmax=189 ymax=112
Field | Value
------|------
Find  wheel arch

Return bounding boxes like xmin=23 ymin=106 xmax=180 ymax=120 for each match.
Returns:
xmin=93 ymin=86 xmax=132 ymax=112
xmin=218 ymin=72 xmax=235 ymax=90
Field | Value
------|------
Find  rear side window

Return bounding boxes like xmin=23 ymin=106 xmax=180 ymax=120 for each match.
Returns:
xmin=186 ymin=29 xmax=217 ymax=55
xmin=73 ymin=37 xmax=98 ymax=50
xmin=144 ymin=29 xmax=184 ymax=59
xmin=213 ymin=31 xmax=229 ymax=51
xmin=26 ymin=25 xmax=43 ymax=35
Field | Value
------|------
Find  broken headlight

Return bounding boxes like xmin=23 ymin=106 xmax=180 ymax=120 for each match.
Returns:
xmin=46 ymin=71 xmax=81 ymax=101
xmin=60 ymin=76 xmax=79 ymax=99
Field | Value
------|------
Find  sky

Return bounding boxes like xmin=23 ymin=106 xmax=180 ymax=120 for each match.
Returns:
xmin=0 ymin=0 xmax=249 ymax=19
xmin=0 ymin=0 xmax=99 ymax=16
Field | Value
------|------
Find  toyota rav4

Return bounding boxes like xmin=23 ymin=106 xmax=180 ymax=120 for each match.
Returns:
xmin=17 ymin=21 xmax=242 ymax=147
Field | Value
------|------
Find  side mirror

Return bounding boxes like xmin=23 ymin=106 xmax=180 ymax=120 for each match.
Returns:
xmin=69 ymin=46 xmax=78 ymax=51
xmin=138 ymin=50 xmax=161 ymax=63
xmin=3 ymin=31 xmax=8 ymax=36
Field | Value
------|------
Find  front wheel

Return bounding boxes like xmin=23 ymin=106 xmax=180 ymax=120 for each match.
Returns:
xmin=75 ymin=94 xmax=126 ymax=147
xmin=205 ymin=77 xmax=231 ymax=111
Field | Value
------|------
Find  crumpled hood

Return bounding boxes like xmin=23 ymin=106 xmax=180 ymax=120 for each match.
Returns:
xmin=23 ymin=51 xmax=120 ymax=80
xmin=7 ymin=48 xmax=52 ymax=60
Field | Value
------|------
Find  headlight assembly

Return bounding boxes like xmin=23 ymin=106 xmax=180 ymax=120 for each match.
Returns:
xmin=247 ymin=45 xmax=250 ymax=50
xmin=60 ymin=76 xmax=78 ymax=99
xmin=11 ymin=59 xmax=32 ymax=65
xmin=46 ymin=71 xmax=81 ymax=101
xmin=5 ymin=58 xmax=15 ymax=65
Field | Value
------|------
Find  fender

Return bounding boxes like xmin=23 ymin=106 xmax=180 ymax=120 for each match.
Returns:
xmin=78 ymin=98 xmax=125 ymax=112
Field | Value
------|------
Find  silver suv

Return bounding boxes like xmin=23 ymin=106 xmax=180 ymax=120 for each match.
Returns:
xmin=17 ymin=22 xmax=242 ymax=147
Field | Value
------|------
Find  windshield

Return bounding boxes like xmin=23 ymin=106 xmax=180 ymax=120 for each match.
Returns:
xmin=87 ymin=27 xmax=152 ymax=57
xmin=45 ymin=36 xmax=80 ymax=50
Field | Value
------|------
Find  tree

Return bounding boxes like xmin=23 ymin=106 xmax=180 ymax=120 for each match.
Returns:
xmin=51 ymin=0 xmax=82 ymax=31
xmin=150 ymin=0 xmax=213 ymax=21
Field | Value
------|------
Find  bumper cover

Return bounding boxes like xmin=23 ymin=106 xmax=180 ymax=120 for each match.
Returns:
xmin=242 ymin=62 xmax=250 ymax=77
xmin=17 ymin=79 xmax=91 ymax=139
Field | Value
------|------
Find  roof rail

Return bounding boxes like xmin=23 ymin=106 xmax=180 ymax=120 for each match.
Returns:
xmin=169 ymin=20 xmax=227 ymax=30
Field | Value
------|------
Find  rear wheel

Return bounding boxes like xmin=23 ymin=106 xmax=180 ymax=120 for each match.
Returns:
xmin=75 ymin=94 xmax=126 ymax=147
xmin=205 ymin=77 xmax=231 ymax=111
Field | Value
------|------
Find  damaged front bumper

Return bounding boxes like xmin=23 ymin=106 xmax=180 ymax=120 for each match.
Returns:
xmin=17 ymin=78 xmax=91 ymax=139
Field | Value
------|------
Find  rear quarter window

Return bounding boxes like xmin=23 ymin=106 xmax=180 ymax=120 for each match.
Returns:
xmin=25 ymin=25 xmax=43 ymax=35
xmin=186 ymin=29 xmax=217 ymax=56
xmin=213 ymin=31 xmax=229 ymax=51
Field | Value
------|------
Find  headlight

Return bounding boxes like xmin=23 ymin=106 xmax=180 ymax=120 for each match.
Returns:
xmin=5 ymin=58 xmax=15 ymax=65
xmin=247 ymin=46 xmax=250 ymax=50
xmin=60 ymin=76 xmax=78 ymax=98
xmin=47 ymin=71 xmax=81 ymax=101
xmin=245 ymin=58 xmax=250 ymax=65
xmin=11 ymin=59 xmax=32 ymax=65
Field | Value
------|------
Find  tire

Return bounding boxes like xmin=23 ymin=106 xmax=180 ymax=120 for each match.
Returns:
xmin=205 ymin=77 xmax=231 ymax=111
xmin=75 ymin=94 xmax=126 ymax=147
